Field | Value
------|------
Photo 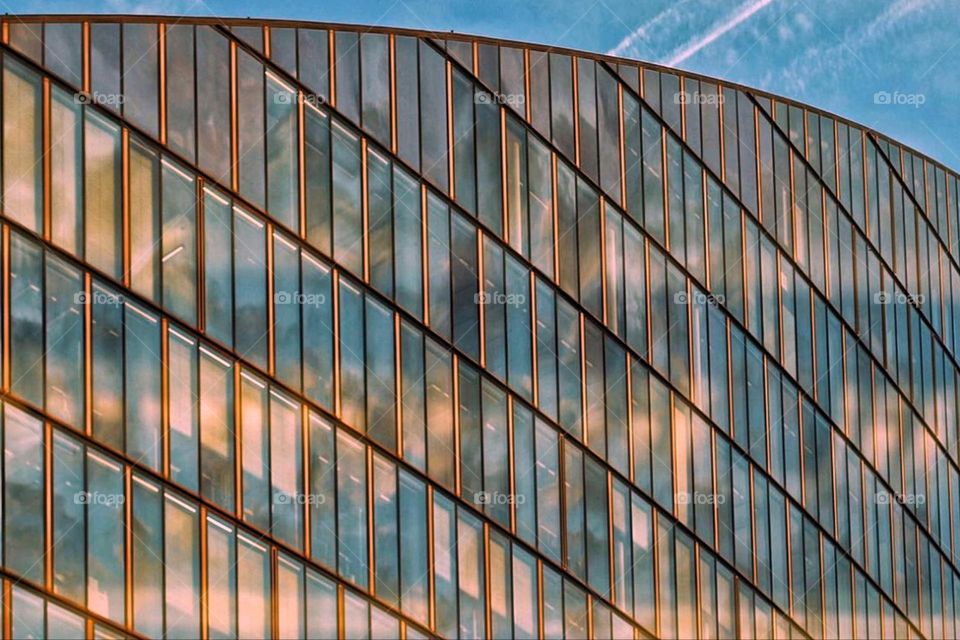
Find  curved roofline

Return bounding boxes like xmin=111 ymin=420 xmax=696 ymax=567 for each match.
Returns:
xmin=6 ymin=12 xmax=953 ymax=174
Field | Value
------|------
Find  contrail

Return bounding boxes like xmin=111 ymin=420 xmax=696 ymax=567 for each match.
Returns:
xmin=607 ymin=2 xmax=690 ymax=57
xmin=664 ymin=0 xmax=775 ymax=66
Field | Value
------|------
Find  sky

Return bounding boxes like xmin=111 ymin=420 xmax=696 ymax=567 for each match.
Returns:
xmin=5 ymin=0 xmax=959 ymax=171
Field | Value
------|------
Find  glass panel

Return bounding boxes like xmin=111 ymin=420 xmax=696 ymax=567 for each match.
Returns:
xmin=233 ymin=207 xmax=268 ymax=369
xmin=332 ymin=122 xmax=364 ymax=275
xmin=200 ymin=347 xmax=234 ymax=511
xmin=86 ymin=450 xmax=125 ymax=620
xmin=273 ymin=233 xmax=302 ymax=390
xmin=203 ymin=188 xmax=233 ymax=346
xmin=337 ymin=429 xmax=368 ymax=587
xmin=52 ymin=432 xmax=85 ymax=602
xmin=395 ymin=36 xmax=420 ymax=169
xmin=206 ymin=516 xmax=237 ymax=639
xmin=44 ymin=23 xmax=83 ymax=85
xmin=399 ymin=470 xmax=429 ymax=623
xmin=367 ymin=148 xmax=393 ymax=298
xmin=335 ymin=31 xmax=360 ymax=122
xmin=168 ymin=329 xmax=198 ymax=491
xmin=165 ymin=24 xmax=196 ymax=161
xmin=302 ymin=254 xmax=334 ymax=408
xmin=132 ymin=474 xmax=163 ymax=637
xmin=10 ymin=234 xmax=43 ymax=406
xmin=85 ymin=111 xmax=122 ymax=278
xmin=309 ymin=413 xmax=337 ymax=568
xmin=122 ymin=23 xmax=159 ymax=136
xmin=50 ymin=87 xmax=83 ymax=253
xmin=394 ymin=167 xmax=422 ymax=318
xmin=305 ymin=106 xmax=332 ymax=254
xmin=3 ymin=57 xmax=43 ymax=232
xmin=419 ymin=40 xmax=448 ymax=191
xmin=125 ymin=303 xmax=162 ymax=470
xmin=5 ymin=406 xmax=43 ymax=583
xmin=266 ymin=73 xmax=299 ymax=230
xmin=240 ymin=372 xmax=269 ymax=530
xmin=237 ymin=534 xmax=271 ymax=638
xmin=162 ymin=159 xmax=197 ymax=324
xmin=270 ymin=390 xmax=303 ymax=548
xmin=277 ymin=555 xmax=305 ymax=639
xmin=90 ymin=23 xmax=120 ymax=112
xmin=129 ymin=139 xmax=160 ymax=302
xmin=338 ymin=278 xmax=366 ymax=431
xmin=360 ymin=33 xmax=390 ymax=143
xmin=366 ymin=298 xmax=396 ymax=450
xmin=196 ymin=26 xmax=231 ymax=181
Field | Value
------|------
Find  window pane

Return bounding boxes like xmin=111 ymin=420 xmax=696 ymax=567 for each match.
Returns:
xmin=92 ymin=283 xmax=123 ymax=448
xmin=366 ymin=298 xmax=396 ymax=450
xmin=168 ymin=330 xmax=198 ymax=491
xmin=206 ymin=516 xmax=237 ymax=639
xmin=367 ymin=149 xmax=393 ymax=297
xmin=45 ymin=23 xmax=83 ymax=85
xmin=338 ymin=278 xmax=366 ymax=431
xmin=87 ymin=450 xmax=125 ymax=620
xmin=394 ymin=167 xmax=423 ymax=318
xmin=241 ymin=372 xmax=269 ymax=530
xmin=10 ymin=233 xmax=43 ymax=406
xmin=273 ymin=233 xmax=302 ymax=390
xmin=270 ymin=390 xmax=303 ymax=548
xmin=165 ymin=24 xmax=196 ymax=161
xmin=45 ymin=258 xmax=84 ymax=427
xmin=266 ymin=73 xmax=299 ymax=230
xmin=419 ymin=40 xmax=448 ymax=191
xmin=337 ymin=429 xmax=368 ymax=587
xmin=233 ymin=207 xmax=268 ymax=369
xmin=305 ymin=106 xmax=332 ymax=254
xmin=122 ymin=23 xmax=159 ymax=136
xmin=3 ymin=57 xmax=43 ymax=232
xmin=85 ymin=111 xmax=122 ymax=278
xmin=237 ymin=533 xmax=270 ymax=638
xmin=197 ymin=26 xmax=231 ymax=181
xmin=53 ymin=432 xmax=85 ymax=602
xmin=360 ymin=33 xmax=390 ymax=143
xmin=302 ymin=254 xmax=334 ymax=408
xmin=5 ymin=406 xmax=44 ymax=583
xmin=129 ymin=139 xmax=160 ymax=302
xmin=125 ymin=303 xmax=162 ymax=469
xmin=162 ymin=159 xmax=197 ymax=324
xmin=200 ymin=347 xmax=234 ymax=511
xmin=51 ymin=87 xmax=83 ymax=253
xmin=132 ymin=474 xmax=163 ymax=637
xmin=203 ymin=188 xmax=233 ymax=346
xmin=332 ymin=123 xmax=364 ymax=275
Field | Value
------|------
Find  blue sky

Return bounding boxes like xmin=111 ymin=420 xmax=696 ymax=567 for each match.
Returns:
xmin=8 ymin=0 xmax=959 ymax=170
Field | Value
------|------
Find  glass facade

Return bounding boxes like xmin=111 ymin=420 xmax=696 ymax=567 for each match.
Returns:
xmin=0 ymin=14 xmax=955 ymax=640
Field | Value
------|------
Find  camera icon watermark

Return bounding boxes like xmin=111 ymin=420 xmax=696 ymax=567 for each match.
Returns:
xmin=74 ymin=91 xmax=125 ymax=107
xmin=475 ymin=92 xmax=525 ymax=108
xmin=272 ymin=91 xmax=326 ymax=108
xmin=274 ymin=492 xmax=327 ymax=506
xmin=74 ymin=491 xmax=125 ymax=507
xmin=274 ymin=291 xmax=327 ymax=307
xmin=74 ymin=290 xmax=124 ymax=307
xmin=873 ymin=91 xmax=925 ymax=108
xmin=474 ymin=490 xmax=525 ymax=506
xmin=873 ymin=291 xmax=924 ymax=306
xmin=676 ymin=492 xmax=725 ymax=505
xmin=673 ymin=90 xmax=724 ymax=106
xmin=474 ymin=291 xmax=526 ymax=306
xmin=876 ymin=492 xmax=925 ymax=506
xmin=673 ymin=290 xmax=724 ymax=306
